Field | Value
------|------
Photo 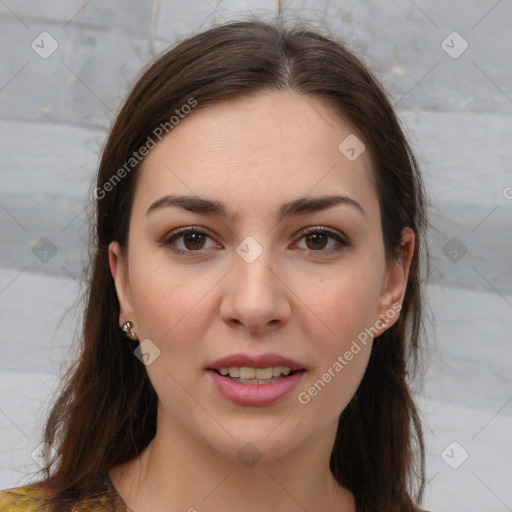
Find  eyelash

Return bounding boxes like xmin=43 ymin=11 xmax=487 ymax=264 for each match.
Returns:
xmin=160 ymin=225 xmax=350 ymax=256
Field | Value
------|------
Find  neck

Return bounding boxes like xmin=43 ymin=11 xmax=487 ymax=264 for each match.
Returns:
xmin=109 ymin=411 xmax=355 ymax=512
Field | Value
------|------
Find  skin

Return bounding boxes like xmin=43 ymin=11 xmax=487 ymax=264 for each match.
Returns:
xmin=107 ymin=90 xmax=414 ymax=512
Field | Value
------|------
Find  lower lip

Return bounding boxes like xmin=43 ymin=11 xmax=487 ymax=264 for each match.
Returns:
xmin=207 ymin=370 xmax=305 ymax=406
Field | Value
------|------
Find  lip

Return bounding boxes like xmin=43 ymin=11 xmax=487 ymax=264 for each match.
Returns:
xmin=207 ymin=353 xmax=305 ymax=371
xmin=207 ymin=368 xmax=306 ymax=407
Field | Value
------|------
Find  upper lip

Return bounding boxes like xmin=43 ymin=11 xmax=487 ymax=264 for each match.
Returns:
xmin=207 ymin=353 xmax=305 ymax=371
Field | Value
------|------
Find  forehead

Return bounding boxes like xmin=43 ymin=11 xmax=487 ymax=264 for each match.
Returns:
xmin=134 ymin=91 xmax=379 ymax=222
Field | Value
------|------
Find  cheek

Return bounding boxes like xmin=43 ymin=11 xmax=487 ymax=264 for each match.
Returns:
xmin=128 ymin=262 xmax=217 ymax=406
xmin=299 ymin=343 xmax=372 ymax=424
xmin=127 ymin=252 xmax=214 ymax=349
xmin=308 ymin=265 xmax=382 ymax=344
xmin=296 ymin=269 xmax=380 ymax=415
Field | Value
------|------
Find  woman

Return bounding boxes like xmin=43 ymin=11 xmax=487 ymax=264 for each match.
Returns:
xmin=0 ymin=19 xmax=430 ymax=512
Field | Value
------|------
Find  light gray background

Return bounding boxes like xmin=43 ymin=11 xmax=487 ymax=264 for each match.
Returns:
xmin=1 ymin=1 xmax=511 ymax=511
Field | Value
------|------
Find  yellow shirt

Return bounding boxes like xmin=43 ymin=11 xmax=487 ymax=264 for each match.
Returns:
xmin=0 ymin=472 xmax=133 ymax=512
xmin=1 ymin=474 xmax=432 ymax=511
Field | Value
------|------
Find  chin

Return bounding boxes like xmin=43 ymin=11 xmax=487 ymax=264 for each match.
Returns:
xmin=205 ymin=420 xmax=310 ymax=465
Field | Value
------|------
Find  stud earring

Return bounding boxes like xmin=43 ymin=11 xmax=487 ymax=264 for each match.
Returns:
xmin=122 ymin=321 xmax=138 ymax=340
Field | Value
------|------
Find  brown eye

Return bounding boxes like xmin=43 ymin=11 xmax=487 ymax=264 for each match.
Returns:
xmin=182 ymin=232 xmax=206 ymax=250
xmin=161 ymin=227 xmax=220 ymax=255
xmin=295 ymin=227 xmax=350 ymax=254
xmin=305 ymin=232 xmax=329 ymax=251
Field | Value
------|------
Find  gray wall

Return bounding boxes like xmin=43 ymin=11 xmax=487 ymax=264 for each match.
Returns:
xmin=1 ymin=1 xmax=511 ymax=510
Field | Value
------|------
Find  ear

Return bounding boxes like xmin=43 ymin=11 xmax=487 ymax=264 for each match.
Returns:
xmin=108 ymin=241 xmax=135 ymax=328
xmin=374 ymin=227 xmax=415 ymax=336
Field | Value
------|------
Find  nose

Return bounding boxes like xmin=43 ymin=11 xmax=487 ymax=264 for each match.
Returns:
xmin=219 ymin=245 xmax=292 ymax=335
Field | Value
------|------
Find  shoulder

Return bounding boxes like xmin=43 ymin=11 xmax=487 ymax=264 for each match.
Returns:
xmin=1 ymin=473 xmax=127 ymax=512
xmin=0 ymin=482 xmax=50 ymax=511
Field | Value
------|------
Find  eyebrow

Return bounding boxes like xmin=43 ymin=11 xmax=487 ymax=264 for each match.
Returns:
xmin=146 ymin=193 xmax=366 ymax=221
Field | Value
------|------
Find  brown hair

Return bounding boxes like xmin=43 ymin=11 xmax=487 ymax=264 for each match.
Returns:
xmin=35 ymin=19 xmax=428 ymax=512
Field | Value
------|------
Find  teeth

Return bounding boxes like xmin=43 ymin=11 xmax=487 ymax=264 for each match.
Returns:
xmin=217 ymin=366 xmax=293 ymax=379
xmin=255 ymin=367 xmax=273 ymax=379
xmin=239 ymin=367 xmax=256 ymax=379
xmin=228 ymin=366 xmax=240 ymax=378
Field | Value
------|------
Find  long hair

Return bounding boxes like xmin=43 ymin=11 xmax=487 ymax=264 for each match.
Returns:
xmin=35 ymin=19 xmax=428 ymax=512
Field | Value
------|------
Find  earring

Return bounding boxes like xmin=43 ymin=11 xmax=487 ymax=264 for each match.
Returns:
xmin=122 ymin=321 xmax=138 ymax=340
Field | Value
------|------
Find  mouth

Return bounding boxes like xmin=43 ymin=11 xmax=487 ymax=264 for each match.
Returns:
xmin=210 ymin=366 xmax=305 ymax=385
xmin=206 ymin=353 xmax=306 ymax=406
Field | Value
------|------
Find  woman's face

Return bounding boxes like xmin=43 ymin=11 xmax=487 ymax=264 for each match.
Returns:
xmin=109 ymin=90 xmax=413 ymax=464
